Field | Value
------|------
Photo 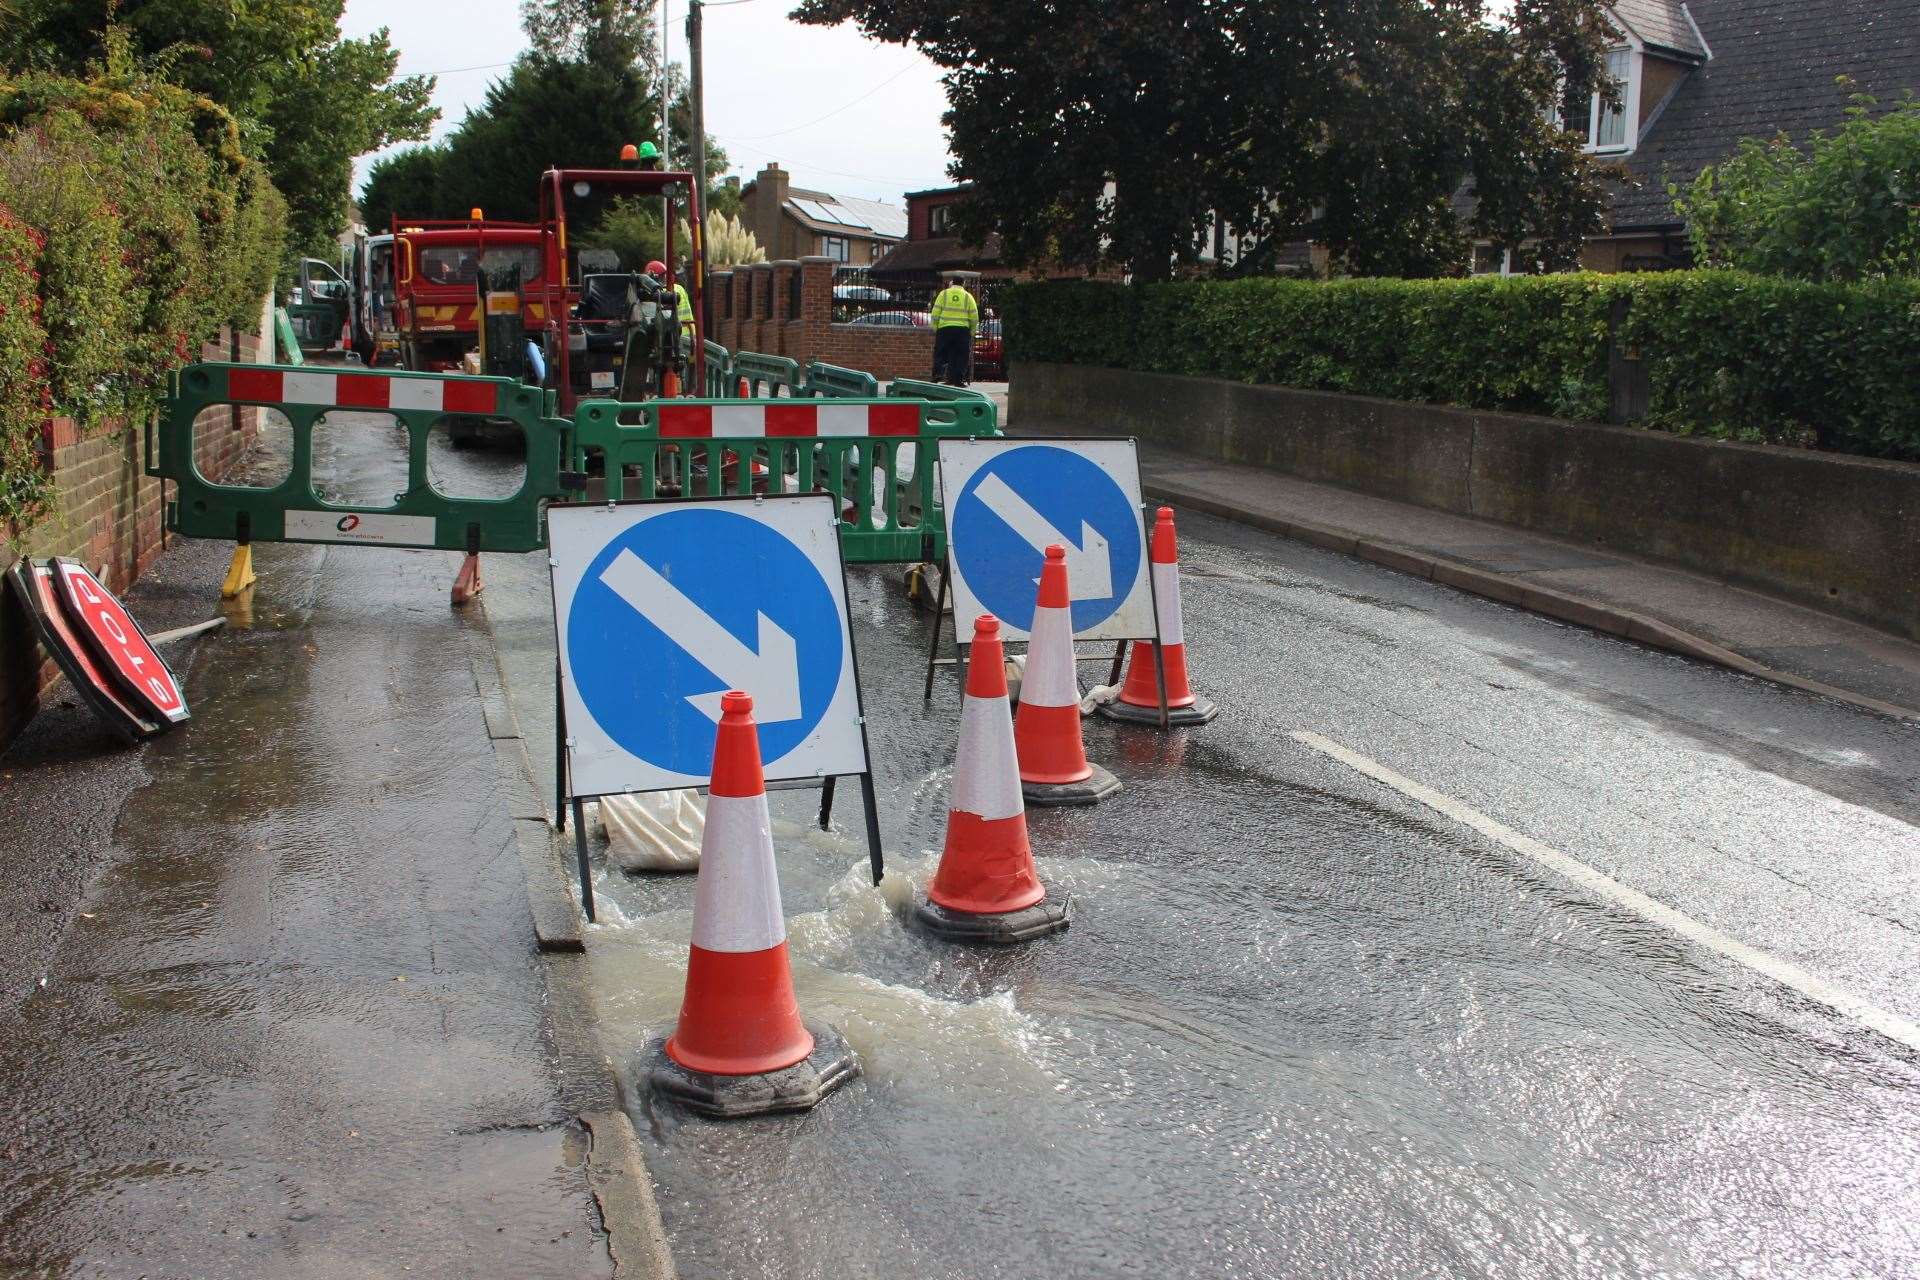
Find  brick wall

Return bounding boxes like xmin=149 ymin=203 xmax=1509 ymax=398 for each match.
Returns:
xmin=1 ymin=328 xmax=262 ymax=749
xmin=711 ymin=256 xmax=935 ymax=384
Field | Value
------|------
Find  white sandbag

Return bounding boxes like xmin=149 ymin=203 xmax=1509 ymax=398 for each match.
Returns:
xmin=595 ymin=789 xmax=706 ymax=872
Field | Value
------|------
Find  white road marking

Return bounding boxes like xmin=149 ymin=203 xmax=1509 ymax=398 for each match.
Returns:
xmin=1290 ymin=729 xmax=1920 ymax=1055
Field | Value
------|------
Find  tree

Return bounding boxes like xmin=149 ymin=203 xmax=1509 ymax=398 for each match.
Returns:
xmin=1675 ymin=91 xmax=1920 ymax=282
xmin=359 ymin=146 xmax=446 ymax=233
xmin=790 ymin=0 xmax=1615 ymax=279
xmin=0 ymin=0 xmax=436 ymax=255
xmin=363 ymin=0 xmax=729 ymax=237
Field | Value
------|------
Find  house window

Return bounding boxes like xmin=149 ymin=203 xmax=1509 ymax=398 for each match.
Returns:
xmin=929 ymin=203 xmax=954 ymax=235
xmin=1589 ymin=48 xmax=1633 ymax=152
xmin=820 ymin=235 xmax=850 ymax=262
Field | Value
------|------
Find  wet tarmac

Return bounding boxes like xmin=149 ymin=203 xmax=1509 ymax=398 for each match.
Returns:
xmin=1 ymin=417 xmax=616 ymax=1277
xmin=480 ymin=459 xmax=1920 ymax=1277
xmin=10 ymin=412 xmax=1919 ymax=1277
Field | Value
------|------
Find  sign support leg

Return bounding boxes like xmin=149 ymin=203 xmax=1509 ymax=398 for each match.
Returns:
xmin=818 ymin=774 xmax=836 ymax=830
xmin=1108 ymin=638 xmax=1126 ymax=687
xmin=922 ymin=556 xmax=950 ymax=701
xmin=572 ymin=796 xmax=596 ymax=922
xmin=1150 ymin=640 xmax=1171 ymax=730
xmin=858 ymin=772 xmax=885 ymax=886
xmin=553 ymin=657 xmax=568 ymax=830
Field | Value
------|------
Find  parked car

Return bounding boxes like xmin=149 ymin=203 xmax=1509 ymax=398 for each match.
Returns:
xmin=832 ymin=284 xmax=894 ymax=303
xmin=846 ymin=310 xmax=931 ymax=329
xmin=973 ymin=317 xmax=1004 ymax=380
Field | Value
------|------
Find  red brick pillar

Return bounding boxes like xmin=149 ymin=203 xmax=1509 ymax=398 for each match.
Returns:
xmin=794 ymin=256 xmax=833 ymax=370
xmin=711 ymin=270 xmax=734 ymax=349
xmin=745 ymin=263 xmax=774 ymax=353
xmin=769 ymin=260 xmax=799 ymax=358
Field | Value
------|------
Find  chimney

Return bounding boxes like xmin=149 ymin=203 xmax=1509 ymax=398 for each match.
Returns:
xmin=754 ymin=163 xmax=791 ymax=259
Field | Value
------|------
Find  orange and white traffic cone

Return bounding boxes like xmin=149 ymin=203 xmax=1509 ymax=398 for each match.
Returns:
xmin=736 ymin=376 xmax=751 ymax=398
xmin=648 ymin=690 xmax=859 ymax=1117
xmin=917 ymin=616 xmax=1071 ymax=943
xmin=1100 ymin=507 xmax=1217 ymax=727
xmin=1014 ymin=545 xmax=1121 ymax=806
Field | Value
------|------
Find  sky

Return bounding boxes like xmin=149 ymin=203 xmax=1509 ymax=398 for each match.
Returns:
xmin=339 ymin=0 xmax=956 ymax=208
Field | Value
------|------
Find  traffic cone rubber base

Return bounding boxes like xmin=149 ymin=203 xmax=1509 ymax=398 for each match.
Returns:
xmin=646 ymin=1020 xmax=859 ymax=1119
xmin=914 ymin=890 xmax=1071 ymax=945
xmin=1097 ymin=694 xmax=1219 ymax=727
xmin=1021 ymin=762 xmax=1122 ymax=808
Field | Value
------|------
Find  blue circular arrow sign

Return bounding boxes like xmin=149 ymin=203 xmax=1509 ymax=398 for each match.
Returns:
xmin=566 ymin=507 xmax=844 ymax=777
xmin=950 ymin=444 xmax=1142 ymax=632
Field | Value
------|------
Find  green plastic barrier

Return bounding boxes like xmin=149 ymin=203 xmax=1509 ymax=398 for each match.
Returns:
xmin=702 ymin=340 xmax=733 ymax=397
xmin=730 ymin=350 xmax=802 ymax=399
xmin=802 ymin=361 xmax=880 ymax=399
xmin=272 ymin=308 xmax=306 ymax=365
xmin=886 ymin=377 xmax=992 ymax=405
xmin=568 ymin=394 xmax=1001 ymax=563
xmin=150 ymin=362 xmax=565 ymax=553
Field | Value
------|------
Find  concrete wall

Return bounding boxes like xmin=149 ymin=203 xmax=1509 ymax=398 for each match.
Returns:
xmin=1013 ymin=362 xmax=1920 ymax=642
xmin=1 ymin=328 xmax=263 ymax=748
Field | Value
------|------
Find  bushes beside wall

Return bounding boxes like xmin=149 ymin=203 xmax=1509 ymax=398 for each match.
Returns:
xmin=0 ymin=71 xmax=285 ymax=531
xmin=1003 ymin=272 xmax=1920 ymax=461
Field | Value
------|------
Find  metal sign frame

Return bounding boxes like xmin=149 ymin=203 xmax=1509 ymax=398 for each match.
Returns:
xmin=923 ymin=437 xmax=1172 ymax=726
xmin=545 ymin=491 xmax=886 ymax=921
xmin=937 ymin=436 xmax=1156 ymax=643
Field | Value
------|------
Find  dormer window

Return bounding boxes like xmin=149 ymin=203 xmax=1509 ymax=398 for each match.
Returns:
xmin=1590 ymin=48 xmax=1635 ymax=151
xmin=929 ymin=203 xmax=955 ymax=235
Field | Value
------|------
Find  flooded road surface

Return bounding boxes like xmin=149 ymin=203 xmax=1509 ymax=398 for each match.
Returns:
xmin=477 ymin=483 xmax=1920 ymax=1278
xmin=41 ymin=405 xmax=1915 ymax=1278
xmin=0 ymin=417 xmax=616 ymax=1277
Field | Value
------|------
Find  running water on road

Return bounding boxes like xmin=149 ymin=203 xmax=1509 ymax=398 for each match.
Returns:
xmin=485 ymin=505 xmax=1920 ymax=1280
xmin=221 ymin=414 xmax=1920 ymax=1276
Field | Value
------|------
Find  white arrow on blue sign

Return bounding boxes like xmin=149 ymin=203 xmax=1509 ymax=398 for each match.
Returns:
xmin=938 ymin=438 xmax=1154 ymax=642
xmin=548 ymin=494 xmax=869 ymax=798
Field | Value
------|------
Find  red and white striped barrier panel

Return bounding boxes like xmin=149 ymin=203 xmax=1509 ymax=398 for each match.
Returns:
xmin=657 ymin=402 xmax=920 ymax=440
xmin=1109 ymin=507 xmax=1216 ymax=723
xmin=928 ymin=615 xmax=1044 ymax=917
xmin=665 ymin=690 xmax=816 ymax=1077
xmin=226 ymin=367 xmax=501 ymax=416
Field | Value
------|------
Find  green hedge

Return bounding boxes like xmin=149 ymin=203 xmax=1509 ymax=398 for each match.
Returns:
xmin=1003 ymin=272 xmax=1920 ymax=461
xmin=0 ymin=206 xmax=47 ymax=523
xmin=0 ymin=72 xmax=286 ymax=531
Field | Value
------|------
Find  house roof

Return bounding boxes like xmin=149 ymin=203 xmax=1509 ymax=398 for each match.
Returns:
xmin=870 ymin=234 xmax=1004 ymax=276
xmin=1610 ymin=0 xmax=1920 ymax=231
xmin=1608 ymin=0 xmax=1709 ymax=59
xmin=781 ymin=189 xmax=907 ymax=241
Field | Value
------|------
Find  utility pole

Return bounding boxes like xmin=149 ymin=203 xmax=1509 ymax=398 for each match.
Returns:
xmin=659 ymin=0 xmax=671 ymax=169
xmin=687 ymin=0 xmax=708 ymax=341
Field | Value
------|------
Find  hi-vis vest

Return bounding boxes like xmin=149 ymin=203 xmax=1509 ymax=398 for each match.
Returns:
xmin=672 ymin=281 xmax=695 ymax=331
xmin=930 ymin=285 xmax=978 ymax=331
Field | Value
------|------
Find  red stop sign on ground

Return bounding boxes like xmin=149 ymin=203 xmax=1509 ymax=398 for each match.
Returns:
xmin=50 ymin=559 xmax=189 ymax=726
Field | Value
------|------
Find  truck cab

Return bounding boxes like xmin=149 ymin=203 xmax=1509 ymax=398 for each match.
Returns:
xmin=391 ymin=217 xmax=560 ymax=375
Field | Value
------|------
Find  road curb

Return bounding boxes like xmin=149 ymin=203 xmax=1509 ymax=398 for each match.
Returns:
xmin=581 ymin=1110 xmax=678 ymax=1279
xmin=1145 ymin=479 xmax=1920 ymax=724
xmin=461 ymin=605 xmax=588 ymax=951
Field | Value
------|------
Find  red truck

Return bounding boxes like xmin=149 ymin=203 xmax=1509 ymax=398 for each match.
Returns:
xmin=390 ymin=215 xmax=559 ymax=374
